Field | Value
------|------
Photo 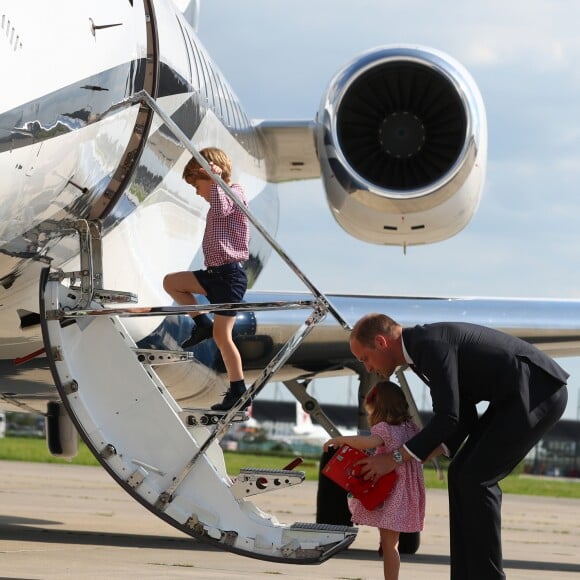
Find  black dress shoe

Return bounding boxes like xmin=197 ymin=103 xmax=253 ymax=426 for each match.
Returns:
xmin=211 ymin=387 xmax=250 ymax=411
xmin=181 ymin=326 xmax=213 ymax=349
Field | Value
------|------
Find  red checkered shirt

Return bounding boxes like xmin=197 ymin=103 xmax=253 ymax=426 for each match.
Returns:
xmin=203 ymin=182 xmax=250 ymax=267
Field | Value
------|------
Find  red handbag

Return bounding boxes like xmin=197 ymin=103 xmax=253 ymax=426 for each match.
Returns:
xmin=322 ymin=444 xmax=397 ymax=510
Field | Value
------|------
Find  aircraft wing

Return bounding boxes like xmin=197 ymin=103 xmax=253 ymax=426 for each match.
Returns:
xmin=236 ymin=291 xmax=580 ymax=375
xmin=254 ymin=120 xmax=321 ymax=182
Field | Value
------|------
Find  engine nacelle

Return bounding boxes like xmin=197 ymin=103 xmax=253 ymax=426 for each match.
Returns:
xmin=316 ymin=45 xmax=487 ymax=247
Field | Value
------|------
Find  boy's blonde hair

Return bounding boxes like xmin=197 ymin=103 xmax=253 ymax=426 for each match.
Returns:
xmin=183 ymin=146 xmax=232 ymax=182
xmin=365 ymin=380 xmax=412 ymax=426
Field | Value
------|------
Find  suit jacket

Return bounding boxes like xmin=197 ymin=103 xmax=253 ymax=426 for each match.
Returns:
xmin=402 ymin=322 xmax=568 ymax=460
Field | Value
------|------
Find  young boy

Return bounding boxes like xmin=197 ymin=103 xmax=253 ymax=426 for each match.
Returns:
xmin=163 ymin=147 xmax=250 ymax=411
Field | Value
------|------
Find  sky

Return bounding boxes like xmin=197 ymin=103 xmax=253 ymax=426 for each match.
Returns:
xmin=196 ymin=0 xmax=580 ymax=420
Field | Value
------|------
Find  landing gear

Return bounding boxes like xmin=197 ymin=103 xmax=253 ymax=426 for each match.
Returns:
xmin=316 ymin=448 xmax=351 ymax=526
xmin=399 ymin=531 xmax=421 ymax=555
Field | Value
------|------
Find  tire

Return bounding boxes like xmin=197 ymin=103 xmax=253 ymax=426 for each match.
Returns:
xmin=398 ymin=531 xmax=421 ymax=554
xmin=316 ymin=448 xmax=351 ymax=525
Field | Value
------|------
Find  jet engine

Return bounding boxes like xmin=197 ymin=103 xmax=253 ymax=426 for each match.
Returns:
xmin=315 ymin=45 xmax=487 ymax=247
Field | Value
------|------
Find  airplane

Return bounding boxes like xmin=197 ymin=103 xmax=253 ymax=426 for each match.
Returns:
xmin=2 ymin=0 xmax=580 ymax=564
xmin=266 ymin=400 xmax=359 ymax=449
xmin=293 ymin=401 xmax=347 ymax=443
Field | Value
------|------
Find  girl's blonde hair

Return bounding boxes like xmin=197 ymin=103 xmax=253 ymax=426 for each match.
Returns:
xmin=183 ymin=146 xmax=232 ymax=182
xmin=365 ymin=380 xmax=412 ymax=426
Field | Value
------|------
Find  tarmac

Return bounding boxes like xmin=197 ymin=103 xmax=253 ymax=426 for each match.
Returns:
xmin=0 ymin=460 xmax=579 ymax=579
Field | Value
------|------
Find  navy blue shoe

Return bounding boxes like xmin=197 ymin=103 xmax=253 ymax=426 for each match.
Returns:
xmin=181 ymin=326 xmax=213 ymax=349
xmin=211 ymin=385 xmax=250 ymax=411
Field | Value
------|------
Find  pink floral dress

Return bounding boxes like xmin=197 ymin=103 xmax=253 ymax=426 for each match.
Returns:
xmin=348 ymin=421 xmax=426 ymax=532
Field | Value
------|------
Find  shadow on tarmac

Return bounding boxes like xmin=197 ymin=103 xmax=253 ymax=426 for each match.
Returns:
xmin=1 ymin=516 xmax=579 ymax=576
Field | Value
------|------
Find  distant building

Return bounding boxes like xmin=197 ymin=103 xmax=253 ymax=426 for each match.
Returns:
xmin=252 ymin=400 xmax=580 ymax=478
xmin=524 ymin=419 xmax=580 ymax=478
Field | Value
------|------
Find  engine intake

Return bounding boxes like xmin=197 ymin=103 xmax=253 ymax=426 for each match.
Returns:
xmin=316 ymin=45 xmax=487 ymax=246
xmin=337 ymin=61 xmax=467 ymax=190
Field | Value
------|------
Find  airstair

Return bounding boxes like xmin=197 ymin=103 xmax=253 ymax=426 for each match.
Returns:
xmin=38 ymin=92 xmax=357 ymax=563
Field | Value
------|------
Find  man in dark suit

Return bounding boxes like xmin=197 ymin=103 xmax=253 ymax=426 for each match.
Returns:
xmin=351 ymin=313 xmax=568 ymax=580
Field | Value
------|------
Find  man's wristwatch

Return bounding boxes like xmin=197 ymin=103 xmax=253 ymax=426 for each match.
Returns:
xmin=393 ymin=449 xmax=404 ymax=465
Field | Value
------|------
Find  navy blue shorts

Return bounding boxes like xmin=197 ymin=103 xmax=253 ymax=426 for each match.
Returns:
xmin=194 ymin=262 xmax=247 ymax=317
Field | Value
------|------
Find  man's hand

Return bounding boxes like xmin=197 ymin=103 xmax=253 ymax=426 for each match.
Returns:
xmin=354 ymin=454 xmax=396 ymax=481
xmin=424 ymin=444 xmax=447 ymax=462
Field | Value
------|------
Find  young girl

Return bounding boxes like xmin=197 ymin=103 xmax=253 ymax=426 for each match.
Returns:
xmin=324 ymin=381 xmax=425 ymax=580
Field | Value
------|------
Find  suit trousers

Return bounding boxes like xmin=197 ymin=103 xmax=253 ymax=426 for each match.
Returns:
xmin=447 ymin=362 xmax=567 ymax=580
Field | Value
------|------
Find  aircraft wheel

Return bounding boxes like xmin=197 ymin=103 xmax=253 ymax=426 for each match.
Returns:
xmin=398 ymin=531 xmax=421 ymax=554
xmin=316 ymin=448 xmax=352 ymax=526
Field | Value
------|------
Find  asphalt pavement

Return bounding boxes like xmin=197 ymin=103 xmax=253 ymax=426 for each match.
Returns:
xmin=0 ymin=461 xmax=579 ymax=579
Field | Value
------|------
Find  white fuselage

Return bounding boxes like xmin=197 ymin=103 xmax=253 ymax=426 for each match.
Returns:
xmin=0 ymin=0 xmax=276 ymax=363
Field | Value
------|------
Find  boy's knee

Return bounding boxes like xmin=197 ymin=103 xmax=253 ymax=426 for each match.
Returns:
xmin=162 ymin=274 xmax=173 ymax=292
xmin=213 ymin=333 xmax=231 ymax=350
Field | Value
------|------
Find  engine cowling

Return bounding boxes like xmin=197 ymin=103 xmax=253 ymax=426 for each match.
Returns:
xmin=316 ymin=45 xmax=487 ymax=247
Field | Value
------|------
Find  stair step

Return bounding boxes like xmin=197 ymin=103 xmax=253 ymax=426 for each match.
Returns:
xmin=133 ymin=349 xmax=193 ymax=365
xmin=93 ymin=288 xmax=138 ymax=304
xmin=183 ymin=408 xmax=249 ymax=426
xmin=231 ymin=467 xmax=305 ymax=499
